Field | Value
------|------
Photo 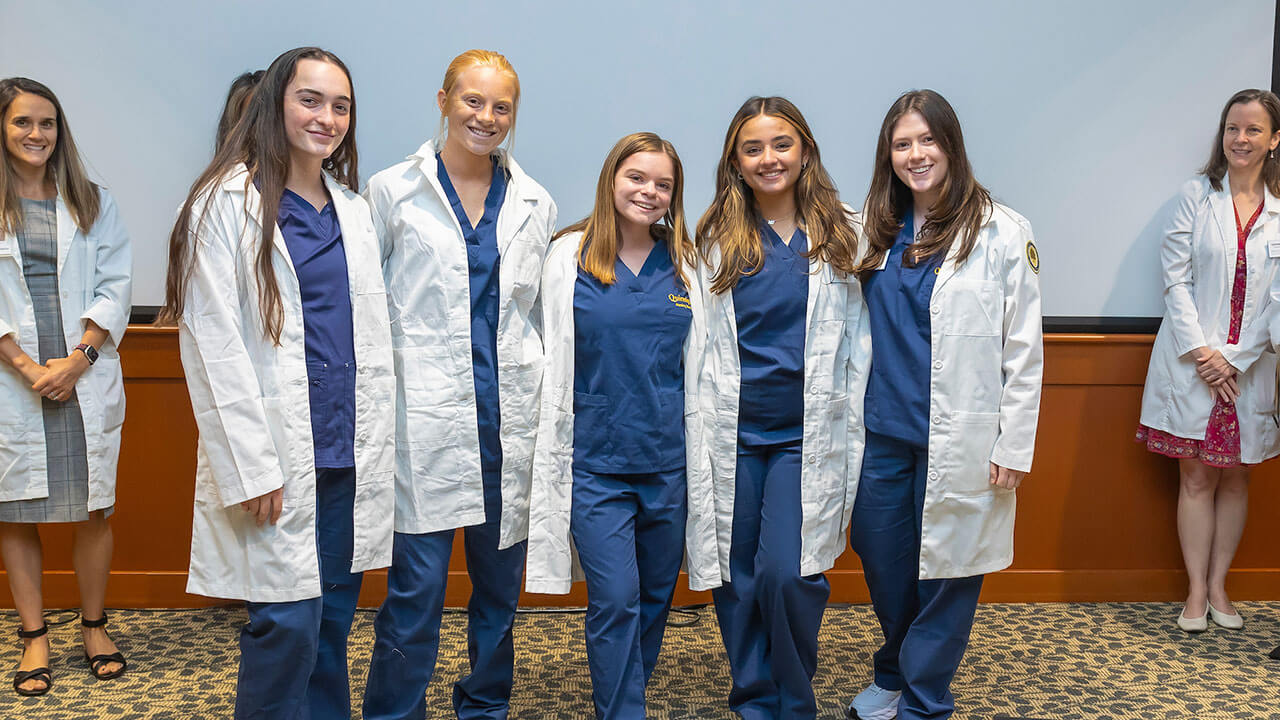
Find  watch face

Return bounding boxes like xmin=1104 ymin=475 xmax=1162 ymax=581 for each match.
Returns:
xmin=79 ymin=344 xmax=99 ymax=363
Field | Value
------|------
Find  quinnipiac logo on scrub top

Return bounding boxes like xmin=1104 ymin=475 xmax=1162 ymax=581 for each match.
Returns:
xmin=668 ymin=293 xmax=691 ymax=310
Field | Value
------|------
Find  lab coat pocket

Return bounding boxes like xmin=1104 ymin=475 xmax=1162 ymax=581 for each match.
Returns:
xmin=943 ymin=410 xmax=1001 ymax=496
xmin=259 ymin=397 xmax=296 ymax=502
xmin=944 ymin=280 xmax=1001 ymax=337
xmin=93 ymin=356 xmax=127 ymax=431
xmin=508 ymin=239 xmax=544 ymax=303
xmin=401 ymin=349 xmax=459 ymax=438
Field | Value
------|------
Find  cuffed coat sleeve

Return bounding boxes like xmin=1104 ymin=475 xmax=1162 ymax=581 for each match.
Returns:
xmin=180 ymin=197 xmax=284 ymax=507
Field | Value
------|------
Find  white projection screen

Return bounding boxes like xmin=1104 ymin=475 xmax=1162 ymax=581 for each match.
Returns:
xmin=1 ymin=0 xmax=1274 ymax=327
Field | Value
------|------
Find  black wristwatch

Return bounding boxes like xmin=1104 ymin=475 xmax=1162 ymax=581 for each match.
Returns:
xmin=74 ymin=343 xmax=99 ymax=365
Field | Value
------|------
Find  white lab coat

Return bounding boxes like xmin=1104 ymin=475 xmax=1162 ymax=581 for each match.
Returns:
xmin=525 ymin=232 xmax=720 ymax=594
xmin=181 ymin=167 xmax=396 ymax=602
xmin=365 ymin=140 xmax=556 ymax=547
xmin=1142 ymin=176 xmax=1280 ymax=464
xmin=857 ymin=202 xmax=1043 ymax=580
xmin=0 ymin=187 xmax=131 ymax=511
xmin=700 ymin=226 xmax=873 ymax=580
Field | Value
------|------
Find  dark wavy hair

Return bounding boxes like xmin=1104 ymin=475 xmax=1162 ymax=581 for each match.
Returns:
xmin=215 ymin=70 xmax=265 ymax=154
xmin=158 ymin=47 xmax=358 ymax=342
xmin=858 ymin=89 xmax=991 ymax=276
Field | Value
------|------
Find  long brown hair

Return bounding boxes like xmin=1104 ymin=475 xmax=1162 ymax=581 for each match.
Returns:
xmin=695 ymin=96 xmax=858 ymax=294
xmin=215 ymin=70 xmax=265 ymax=155
xmin=158 ymin=47 xmax=359 ymax=343
xmin=554 ymin=132 xmax=694 ymax=288
xmin=859 ymin=90 xmax=991 ymax=276
xmin=0 ymin=77 xmax=100 ymax=234
xmin=1201 ymin=88 xmax=1280 ymax=195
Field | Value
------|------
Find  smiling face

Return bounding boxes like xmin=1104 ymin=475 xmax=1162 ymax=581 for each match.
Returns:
xmin=890 ymin=111 xmax=950 ymax=212
xmin=1222 ymin=100 xmax=1280 ymax=176
xmin=438 ymin=65 xmax=516 ymax=158
xmin=4 ymin=91 xmax=57 ymax=176
xmin=733 ymin=113 xmax=807 ymax=200
xmin=613 ymin=150 xmax=675 ymax=232
xmin=281 ymin=58 xmax=352 ymax=167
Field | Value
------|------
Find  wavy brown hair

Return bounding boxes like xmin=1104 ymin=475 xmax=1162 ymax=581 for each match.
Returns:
xmin=695 ymin=96 xmax=858 ymax=294
xmin=1201 ymin=88 xmax=1280 ymax=195
xmin=858 ymin=89 xmax=990 ymax=275
xmin=215 ymin=70 xmax=265 ymax=154
xmin=0 ymin=77 xmax=100 ymax=234
xmin=157 ymin=47 xmax=359 ymax=343
xmin=554 ymin=132 xmax=694 ymax=288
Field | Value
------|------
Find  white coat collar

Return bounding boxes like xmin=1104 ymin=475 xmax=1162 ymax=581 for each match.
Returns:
xmin=408 ymin=138 xmax=540 ymax=254
xmin=54 ymin=193 xmax=76 ymax=280
xmin=217 ymin=164 xmax=359 ymax=270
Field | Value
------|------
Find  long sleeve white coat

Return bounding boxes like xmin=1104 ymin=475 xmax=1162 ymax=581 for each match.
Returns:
xmin=181 ymin=168 xmax=396 ymax=602
xmin=0 ymin=187 xmax=131 ymax=511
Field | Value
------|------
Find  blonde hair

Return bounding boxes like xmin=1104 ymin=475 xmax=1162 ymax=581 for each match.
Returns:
xmin=696 ymin=96 xmax=859 ymax=294
xmin=437 ymin=50 xmax=521 ymax=156
xmin=554 ymin=132 xmax=694 ymax=289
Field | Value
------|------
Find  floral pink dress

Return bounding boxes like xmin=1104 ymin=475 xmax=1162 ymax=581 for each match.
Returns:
xmin=1136 ymin=200 xmax=1265 ymax=468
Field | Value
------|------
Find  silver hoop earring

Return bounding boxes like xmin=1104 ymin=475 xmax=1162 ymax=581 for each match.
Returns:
xmin=736 ymin=171 xmax=744 ymax=181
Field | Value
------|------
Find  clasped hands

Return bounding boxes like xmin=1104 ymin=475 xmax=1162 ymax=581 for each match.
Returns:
xmin=18 ymin=352 xmax=90 ymax=403
xmin=1191 ymin=346 xmax=1239 ymax=402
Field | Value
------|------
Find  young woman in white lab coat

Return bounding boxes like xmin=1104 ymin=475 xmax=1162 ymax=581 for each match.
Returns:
xmin=845 ymin=89 xmax=1042 ymax=720
xmin=0 ymin=77 xmax=132 ymax=697
xmin=1137 ymin=89 xmax=1280 ymax=633
xmin=525 ymin=132 xmax=719 ymax=719
xmin=159 ymin=47 xmax=395 ymax=720
xmin=697 ymin=96 xmax=869 ymax=720
xmin=361 ymin=49 xmax=556 ymax=720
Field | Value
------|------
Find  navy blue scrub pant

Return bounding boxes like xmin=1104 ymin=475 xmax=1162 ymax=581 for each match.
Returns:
xmin=850 ymin=431 xmax=984 ymax=720
xmin=711 ymin=442 xmax=830 ymax=720
xmin=570 ymin=465 xmax=687 ymax=719
xmin=363 ymin=470 xmax=526 ymax=720
xmin=235 ymin=467 xmax=363 ymax=720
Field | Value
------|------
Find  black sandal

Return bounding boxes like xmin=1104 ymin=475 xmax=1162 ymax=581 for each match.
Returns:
xmin=13 ymin=623 xmax=51 ymax=697
xmin=81 ymin=613 xmax=127 ymax=681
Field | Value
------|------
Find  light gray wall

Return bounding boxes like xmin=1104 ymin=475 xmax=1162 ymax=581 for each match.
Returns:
xmin=2 ymin=0 xmax=1272 ymax=316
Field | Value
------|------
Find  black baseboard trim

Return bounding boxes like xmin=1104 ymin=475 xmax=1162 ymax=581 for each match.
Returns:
xmin=1043 ymin=317 xmax=1160 ymax=334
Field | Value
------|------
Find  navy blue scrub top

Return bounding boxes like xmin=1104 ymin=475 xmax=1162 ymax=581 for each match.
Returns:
xmin=572 ymin=242 xmax=692 ymax=474
xmin=438 ymin=153 xmax=508 ymax=474
xmin=732 ymin=224 xmax=809 ymax=448
xmin=277 ymin=188 xmax=357 ymax=469
xmin=862 ymin=211 xmax=942 ymax=448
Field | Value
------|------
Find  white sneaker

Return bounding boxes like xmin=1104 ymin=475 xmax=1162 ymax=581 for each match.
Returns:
xmin=846 ymin=683 xmax=901 ymax=720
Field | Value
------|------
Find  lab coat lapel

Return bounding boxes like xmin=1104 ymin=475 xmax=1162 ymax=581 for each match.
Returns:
xmin=497 ymin=156 xmax=534 ymax=256
xmin=1209 ymin=177 xmax=1236 ymax=291
xmin=54 ymin=195 xmax=75 ymax=281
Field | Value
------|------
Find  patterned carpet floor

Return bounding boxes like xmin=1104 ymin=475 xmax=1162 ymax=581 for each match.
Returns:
xmin=3 ymin=602 xmax=1279 ymax=719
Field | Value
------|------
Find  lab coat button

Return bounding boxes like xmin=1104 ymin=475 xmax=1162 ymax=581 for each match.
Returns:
xmin=807 ymin=454 xmax=817 ymax=464
xmin=928 ymin=471 xmax=939 ymax=480
xmin=931 ymin=305 xmax=940 ymax=314
xmin=933 ymin=361 xmax=943 ymax=369
xmin=932 ymin=416 xmax=942 ymax=425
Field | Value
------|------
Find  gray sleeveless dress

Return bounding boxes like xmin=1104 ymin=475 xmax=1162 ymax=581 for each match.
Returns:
xmin=0 ymin=198 xmax=100 ymax=523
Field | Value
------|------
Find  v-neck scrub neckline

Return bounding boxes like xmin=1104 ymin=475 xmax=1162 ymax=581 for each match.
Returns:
xmin=732 ymin=224 xmax=810 ymax=449
xmin=437 ymin=153 xmax=508 ymax=473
